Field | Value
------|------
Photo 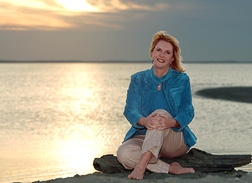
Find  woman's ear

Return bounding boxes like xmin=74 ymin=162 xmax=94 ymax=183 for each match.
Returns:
xmin=150 ymin=51 xmax=153 ymax=59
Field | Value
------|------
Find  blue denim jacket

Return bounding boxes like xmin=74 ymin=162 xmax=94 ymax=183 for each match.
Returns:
xmin=123 ymin=66 xmax=197 ymax=148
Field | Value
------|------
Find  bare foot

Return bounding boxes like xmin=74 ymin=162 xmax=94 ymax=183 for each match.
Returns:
xmin=128 ymin=151 xmax=153 ymax=180
xmin=128 ymin=164 xmax=145 ymax=180
xmin=169 ymin=162 xmax=195 ymax=175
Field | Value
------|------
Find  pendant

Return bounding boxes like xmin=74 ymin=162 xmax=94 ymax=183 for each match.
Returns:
xmin=157 ymin=84 xmax=161 ymax=91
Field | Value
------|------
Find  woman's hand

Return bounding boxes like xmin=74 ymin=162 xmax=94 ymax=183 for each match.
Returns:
xmin=138 ymin=113 xmax=181 ymax=131
xmin=156 ymin=114 xmax=180 ymax=130
xmin=137 ymin=113 xmax=158 ymax=130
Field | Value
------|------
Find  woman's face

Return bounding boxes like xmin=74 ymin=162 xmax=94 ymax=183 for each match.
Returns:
xmin=151 ymin=40 xmax=174 ymax=69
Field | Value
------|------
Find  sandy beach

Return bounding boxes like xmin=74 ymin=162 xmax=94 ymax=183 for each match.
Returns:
xmin=34 ymin=171 xmax=252 ymax=183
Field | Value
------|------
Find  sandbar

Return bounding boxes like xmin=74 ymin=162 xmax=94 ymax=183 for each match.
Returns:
xmin=195 ymin=87 xmax=252 ymax=103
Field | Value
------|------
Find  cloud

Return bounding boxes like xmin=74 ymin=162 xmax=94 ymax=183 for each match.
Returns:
xmin=87 ymin=0 xmax=169 ymax=12
xmin=0 ymin=2 xmax=73 ymax=30
xmin=0 ymin=0 xmax=173 ymax=31
xmin=41 ymin=0 xmax=61 ymax=7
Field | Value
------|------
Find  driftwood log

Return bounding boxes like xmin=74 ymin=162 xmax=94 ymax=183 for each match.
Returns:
xmin=93 ymin=148 xmax=251 ymax=173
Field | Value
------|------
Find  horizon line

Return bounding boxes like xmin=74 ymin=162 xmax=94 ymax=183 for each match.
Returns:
xmin=0 ymin=60 xmax=252 ymax=64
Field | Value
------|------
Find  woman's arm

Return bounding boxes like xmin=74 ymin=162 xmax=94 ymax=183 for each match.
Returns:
xmin=155 ymin=77 xmax=194 ymax=131
xmin=123 ymin=77 xmax=145 ymax=129
xmin=124 ymin=75 xmax=160 ymax=130
xmin=173 ymin=78 xmax=194 ymax=131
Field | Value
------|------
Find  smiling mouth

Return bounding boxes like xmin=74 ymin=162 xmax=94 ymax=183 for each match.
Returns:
xmin=157 ymin=58 xmax=165 ymax=63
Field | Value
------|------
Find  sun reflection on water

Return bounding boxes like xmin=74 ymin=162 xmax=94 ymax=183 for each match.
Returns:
xmin=50 ymin=64 xmax=109 ymax=175
xmin=58 ymin=138 xmax=101 ymax=175
xmin=0 ymin=63 xmax=131 ymax=183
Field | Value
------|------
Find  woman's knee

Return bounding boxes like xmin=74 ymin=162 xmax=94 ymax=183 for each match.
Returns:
xmin=116 ymin=144 xmax=140 ymax=169
xmin=152 ymin=109 xmax=172 ymax=118
xmin=117 ymin=143 xmax=137 ymax=160
xmin=116 ymin=145 xmax=128 ymax=162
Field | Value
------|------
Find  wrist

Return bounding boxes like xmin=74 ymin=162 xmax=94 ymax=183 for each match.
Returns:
xmin=137 ymin=117 xmax=145 ymax=127
xmin=173 ymin=119 xmax=180 ymax=128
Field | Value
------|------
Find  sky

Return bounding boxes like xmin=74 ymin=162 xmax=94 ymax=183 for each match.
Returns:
xmin=0 ymin=0 xmax=251 ymax=61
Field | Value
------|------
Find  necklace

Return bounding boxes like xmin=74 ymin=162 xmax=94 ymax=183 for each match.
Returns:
xmin=157 ymin=83 xmax=161 ymax=91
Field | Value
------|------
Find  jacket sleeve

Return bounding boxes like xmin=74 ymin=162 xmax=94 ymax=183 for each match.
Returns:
xmin=123 ymin=76 xmax=145 ymax=129
xmin=173 ymin=78 xmax=194 ymax=132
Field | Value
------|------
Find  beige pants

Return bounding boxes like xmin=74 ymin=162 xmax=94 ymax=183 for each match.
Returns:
xmin=117 ymin=109 xmax=188 ymax=173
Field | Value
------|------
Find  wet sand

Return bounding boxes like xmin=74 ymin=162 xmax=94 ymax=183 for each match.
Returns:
xmin=34 ymin=171 xmax=252 ymax=183
xmin=195 ymin=87 xmax=252 ymax=104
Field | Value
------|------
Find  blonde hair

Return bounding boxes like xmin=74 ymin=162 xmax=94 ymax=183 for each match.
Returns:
xmin=150 ymin=31 xmax=185 ymax=72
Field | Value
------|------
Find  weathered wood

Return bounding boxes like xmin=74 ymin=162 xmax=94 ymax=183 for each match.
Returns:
xmin=93 ymin=148 xmax=251 ymax=173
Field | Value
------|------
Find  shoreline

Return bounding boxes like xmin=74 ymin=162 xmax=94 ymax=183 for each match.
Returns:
xmin=0 ymin=60 xmax=252 ymax=64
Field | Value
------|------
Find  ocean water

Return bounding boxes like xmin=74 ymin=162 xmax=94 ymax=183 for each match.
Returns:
xmin=0 ymin=63 xmax=251 ymax=183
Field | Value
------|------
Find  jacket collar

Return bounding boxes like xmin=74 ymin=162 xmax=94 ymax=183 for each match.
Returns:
xmin=150 ymin=66 xmax=173 ymax=83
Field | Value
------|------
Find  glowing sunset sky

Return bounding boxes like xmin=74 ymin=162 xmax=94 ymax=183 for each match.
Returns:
xmin=0 ymin=0 xmax=251 ymax=61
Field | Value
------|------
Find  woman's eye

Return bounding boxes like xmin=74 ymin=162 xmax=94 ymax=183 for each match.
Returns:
xmin=166 ymin=51 xmax=170 ymax=54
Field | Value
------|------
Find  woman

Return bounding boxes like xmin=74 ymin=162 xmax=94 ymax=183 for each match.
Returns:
xmin=117 ymin=31 xmax=197 ymax=180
